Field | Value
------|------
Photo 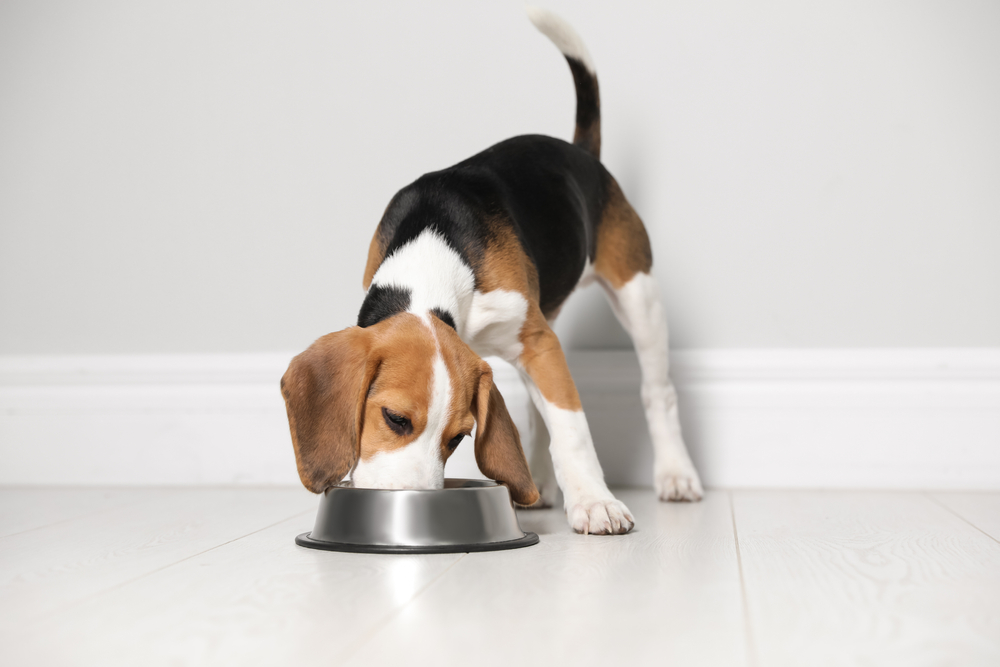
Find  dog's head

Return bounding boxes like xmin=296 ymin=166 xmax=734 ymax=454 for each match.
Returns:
xmin=280 ymin=313 xmax=539 ymax=505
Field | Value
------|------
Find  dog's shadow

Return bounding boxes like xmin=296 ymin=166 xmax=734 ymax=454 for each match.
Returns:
xmin=515 ymin=507 xmax=569 ymax=536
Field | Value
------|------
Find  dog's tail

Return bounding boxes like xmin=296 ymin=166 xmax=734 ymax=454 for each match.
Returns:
xmin=526 ymin=6 xmax=601 ymax=158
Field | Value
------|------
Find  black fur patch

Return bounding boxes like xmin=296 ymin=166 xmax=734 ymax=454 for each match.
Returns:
xmin=566 ymin=57 xmax=600 ymax=157
xmin=431 ymin=308 xmax=457 ymax=330
xmin=376 ymin=180 xmax=491 ymax=278
xmin=358 ymin=284 xmax=410 ymax=327
xmin=453 ymin=135 xmax=608 ymax=314
xmin=363 ymin=135 xmax=611 ymax=320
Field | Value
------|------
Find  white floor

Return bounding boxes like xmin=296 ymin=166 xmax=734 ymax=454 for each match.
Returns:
xmin=0 ymin=488 xmax=998 ymax=666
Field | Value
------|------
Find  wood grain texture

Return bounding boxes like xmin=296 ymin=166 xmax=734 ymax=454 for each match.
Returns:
xmin=342 ymin=489 xmax=748 ymax=667
xmin=0 ymin=488 xmax=315 ymax=626
xmin=3 ymin=488 xmax=998 ymax=667
xmin=931 ymin=492 xmax=1000 ymax=543
xmin=733 ymin=491 xmax=1000 ymax=666
xmin=2 ymin=511 xmax=464 ymax=667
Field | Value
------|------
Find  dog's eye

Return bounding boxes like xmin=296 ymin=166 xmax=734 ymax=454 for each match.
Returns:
xmin=446 ymin=434 xmax=466 ymax=451
xmin=382 ymin=407 xmax=412 ymax=436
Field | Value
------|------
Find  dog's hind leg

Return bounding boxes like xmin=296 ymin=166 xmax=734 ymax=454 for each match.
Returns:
xmin=593 ymin=179 xmax=703 ymax=502
xmin=598 ymin=272 xmax=703 ymax=501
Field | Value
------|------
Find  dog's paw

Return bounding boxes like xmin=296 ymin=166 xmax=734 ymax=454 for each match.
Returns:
xmin=655 ymin=468 xmax=704 ymax=502
xmin=566 ymin=497 xmax=635 ymax=535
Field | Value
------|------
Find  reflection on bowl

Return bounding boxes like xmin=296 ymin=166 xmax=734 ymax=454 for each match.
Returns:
xmin=295 ymin=479 xmax=539 ymax=554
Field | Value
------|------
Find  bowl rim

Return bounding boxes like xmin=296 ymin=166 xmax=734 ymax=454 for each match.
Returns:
xmin=295 ymin=530 xmax=539 ymax=554
xmin=325 ymin=478 xmax=502 ymax=494
xmin=300 ymin=478 xmax=538 ymax=554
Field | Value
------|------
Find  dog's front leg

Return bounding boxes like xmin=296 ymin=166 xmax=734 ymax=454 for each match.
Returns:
xmin=517 ymin=396 xmax=561 ymax=509
xmin=517 ymin=317 xmax=634 ymax=535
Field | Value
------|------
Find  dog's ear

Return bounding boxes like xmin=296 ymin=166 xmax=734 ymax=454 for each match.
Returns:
xmin=280 ymin=327 xmax=379 ymax=493
xmin=473 ymin=364 xmax=539 ymax=506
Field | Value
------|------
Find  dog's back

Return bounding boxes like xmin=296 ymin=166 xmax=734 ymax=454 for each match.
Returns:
xmin=366 ymin=136 xmax=605 ymax=318
xmin=360 ymin=8 xmax=630 ymax=322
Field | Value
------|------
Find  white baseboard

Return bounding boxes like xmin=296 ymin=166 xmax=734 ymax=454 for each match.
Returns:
xmin=1 ymin=349 xmax=998 ymax=489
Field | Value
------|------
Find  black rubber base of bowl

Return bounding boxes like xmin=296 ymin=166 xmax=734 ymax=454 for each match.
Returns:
xmin=295 ymin=531 xmax=539 ymax=554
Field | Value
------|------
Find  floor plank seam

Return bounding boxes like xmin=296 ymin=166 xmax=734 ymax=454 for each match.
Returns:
xmin=0 ymin=502 xmax=138 ymax=541
xmin=924 ymin=492 xmax=1000 ymax=547
xmin=729 ymin=491 xmax=758 ymax=667
xmin=0 ymin=490 xmax=186 ymax=541
xmin=341 ymin=553 xmax=469 ymax=663
xmin=24 ymin=507 xmax=316 ymax=625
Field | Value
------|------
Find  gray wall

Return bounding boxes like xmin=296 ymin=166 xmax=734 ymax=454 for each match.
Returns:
xmin=2 ymin=0 xmax=998 ymax=354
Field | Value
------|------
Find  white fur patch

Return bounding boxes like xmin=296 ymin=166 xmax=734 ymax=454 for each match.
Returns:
xmin=351 ymin=329 xmax=451 ymax=490
xmin=370 ymin=229 xmax=475 ymax=336
xmin=466 ymin=288 xmax=528 ymax=360
xmin=521 ymin=381 xmax=606 ymax=501
xmin=518 ymin=369 xmax=634 ymax=534
xmin=526 ymin=5 xmax=596 ymax=74
xmin=600 ymin=272 xmax=703 ymax=501
xmin=368 ymin=229 xmax=529 ymax=360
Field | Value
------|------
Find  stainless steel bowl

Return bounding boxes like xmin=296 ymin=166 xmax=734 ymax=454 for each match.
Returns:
xmin=295 ymin=479 xmax=539 ymax=554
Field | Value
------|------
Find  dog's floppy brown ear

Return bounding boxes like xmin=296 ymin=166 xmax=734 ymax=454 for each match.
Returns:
xmin=280 ymin=327 xmax=378 ymax=493
xmin=474 ymin=365 xmax=539 ymax=506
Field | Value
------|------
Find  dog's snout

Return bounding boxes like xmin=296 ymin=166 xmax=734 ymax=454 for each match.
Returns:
xmin=350 ymin=453 xmax=445 ymax=491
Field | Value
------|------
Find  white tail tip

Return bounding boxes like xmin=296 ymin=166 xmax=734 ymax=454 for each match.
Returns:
xmin=525 ymin=5 xmax=596 ymax=75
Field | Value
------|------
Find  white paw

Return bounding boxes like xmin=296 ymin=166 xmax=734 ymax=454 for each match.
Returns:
xmin=655 ymin=468 xmax=704 ymax=502
xmin=566 ymin=497 xmax=635 ymax=535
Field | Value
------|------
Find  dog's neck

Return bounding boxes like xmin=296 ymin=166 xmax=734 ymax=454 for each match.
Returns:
xmin=359 ymin=229 xmax=475 ymax=336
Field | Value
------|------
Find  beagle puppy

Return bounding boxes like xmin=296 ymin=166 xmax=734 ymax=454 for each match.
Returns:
xmin=281 ymin=8 xmax=703 ymax=535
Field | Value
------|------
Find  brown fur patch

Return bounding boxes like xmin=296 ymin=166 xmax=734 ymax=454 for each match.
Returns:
xmin=431 ymin=316 xmax=538 ymax=506
xmin=473 ymin=366 xmax=539 ymax=506
xmin=281 ymin=326 xmax=376 ymax=493
xmin=476 ymin=216 xmax=583 ymax=413
xmin=358 ymin=314 xmax=438 ymax=460
xmin=362 ymin=230 xmax=387 ymax=290
xmin=363 ymin=200 xmax=400 ymax=290
xmin=475 ymin=218 xmax=541 ymax=300
xmin=518 ymin=308 xmax=583 ymax=411
xmin=593 ymin=177 xmax=653 ymax=289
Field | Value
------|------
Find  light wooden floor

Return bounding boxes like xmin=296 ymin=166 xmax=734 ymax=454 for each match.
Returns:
xmin=1 ymin=488 xmax=998 ymax=666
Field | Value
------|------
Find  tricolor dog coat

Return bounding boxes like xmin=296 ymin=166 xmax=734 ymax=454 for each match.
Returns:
xmin=282 ymin=8 xmax=703 ymax=535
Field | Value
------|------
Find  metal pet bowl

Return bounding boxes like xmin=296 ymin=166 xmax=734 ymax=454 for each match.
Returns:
xmin=295 ymin=478 xmax=539 ymax=554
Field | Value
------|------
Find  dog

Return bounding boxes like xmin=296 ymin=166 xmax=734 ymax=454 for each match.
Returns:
xmin=281 ymin=7 xmax=703 ymax=535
